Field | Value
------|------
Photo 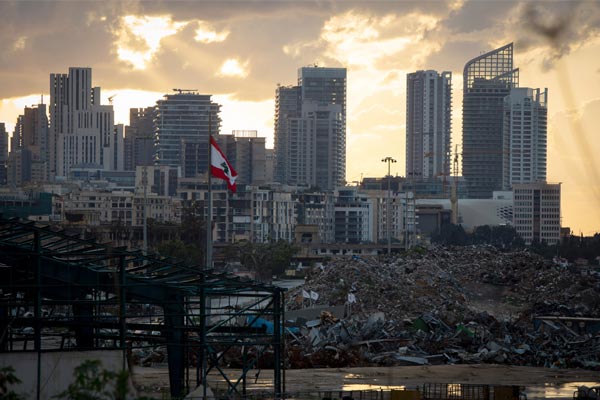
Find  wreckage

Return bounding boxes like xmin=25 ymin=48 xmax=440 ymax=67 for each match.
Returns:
xmin=284 ymin=245 xmax=600 ymax=369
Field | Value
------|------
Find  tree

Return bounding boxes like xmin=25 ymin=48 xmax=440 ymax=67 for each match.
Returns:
xmin=235 ymin=240 xmax=298 ymax=281
xmin=156 ymin=239 xmax=202 ymax=266
xmin=0 ymin=366 xmax=25 ymax=400
xmin=54 ymin=360 xmax=151 ymax=400
xmin=432 ymin=223 xmax=468 ymax=246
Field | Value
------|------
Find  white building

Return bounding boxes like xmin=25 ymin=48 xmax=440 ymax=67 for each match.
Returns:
xmin=406 ymin=70 xmax=452 ymax=181
xmin=503 ymin=88 xmax=548 ymax=189
xmin=274 ymin=67 xmax=347 ymax=191
xmin=51 ymin=68 xmax=122 ymax=178
xmin=513 ymin=182 xmax=561 ymax=245
xmin=62 ymin=189 xmax=181 ymax=227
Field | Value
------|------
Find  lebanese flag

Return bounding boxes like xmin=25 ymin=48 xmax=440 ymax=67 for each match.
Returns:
xmin=210 ymin=136 xmax=238 ymax=193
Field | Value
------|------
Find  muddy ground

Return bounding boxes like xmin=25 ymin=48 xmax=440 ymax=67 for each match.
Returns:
xmin=132 ymin=364 xmax=600 ymax=398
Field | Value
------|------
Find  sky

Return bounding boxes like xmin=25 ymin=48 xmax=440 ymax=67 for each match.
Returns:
xmin=0 ymin=0 xmax=599 ymax=235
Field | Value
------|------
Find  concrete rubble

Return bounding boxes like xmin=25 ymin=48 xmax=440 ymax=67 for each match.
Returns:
xmin=285 ymin=245 xmax=600 ymax=370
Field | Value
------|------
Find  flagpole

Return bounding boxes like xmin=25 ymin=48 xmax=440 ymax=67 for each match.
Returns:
xmin=206 ymin=115 xmax=213 ymax=271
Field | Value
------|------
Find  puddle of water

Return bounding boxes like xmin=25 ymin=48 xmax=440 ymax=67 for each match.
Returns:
xmin=342 ymin=384 xmax=406 ymax=391
xmin=526 ymin=382 xmax=600 ymax=399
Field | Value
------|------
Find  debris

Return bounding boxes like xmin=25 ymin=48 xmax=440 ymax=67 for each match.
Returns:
xmin=283 ymin=245 xmax=600 ymax=369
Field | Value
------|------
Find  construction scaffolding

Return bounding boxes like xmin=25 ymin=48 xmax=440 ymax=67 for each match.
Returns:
xmin=0 ymin=216 xmax=285 ymax=399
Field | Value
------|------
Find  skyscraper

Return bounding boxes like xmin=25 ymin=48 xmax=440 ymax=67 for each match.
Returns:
xmin=50 ymin=67 xmax=121 ymax=177
xmin=274 ymin=66 xmax=347 ymax=190
xmin=274 ymin=85 xmax=301 ymax=184
xmin=463 ymin=43 xmax=519 ymax=198
xmin=406 ymin=70 xmax=452 ymax=181
xmin=0 ymin=123 xmax=8 ymax=185
xmin=11 ymin=104 xmax=49 ymax=183
xmin=502 ymin=88 xmax=548 ymax=189
xmin=124 ymin=107 xmax=155 ymax=171
xmin=154 ymin=91 xmax=220 ymax=178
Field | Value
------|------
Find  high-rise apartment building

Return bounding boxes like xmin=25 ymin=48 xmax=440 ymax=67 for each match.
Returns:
xmin=406 ymin=70 xmax=452 ymax=181
xmin=124 ymin=107 xmax=155 ymax=171
xmin=513 ymin=182 xmax=561 ymax=245
xmin=0 ymin=123 xmax=9 ymax=185
xmin=274 ymin=66 xmax=347 ymax=190
xmin=154 ymin=92 xmax=220 ymax=178
xmin=274 ymin=85 xmax=301 ymax=184
xmin=216 ymin=131 xmax=267 ymax=185
xmin=50 ymin=67 xmax=121 ymax=177
xmin=502 ymin=88 xmax=548 ymax=189
xmin=7 ymin=104 xmax=49 ymax=185
xmin=463 ymin=43 xmax=519 ymax=198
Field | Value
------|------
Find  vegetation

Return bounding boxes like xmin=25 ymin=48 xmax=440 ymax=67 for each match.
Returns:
xmin=432 ymin=224 xmax=600 ymax=265
xmin=152 ymin=202 xmax=206 ymax=266
xmin=54 ymin=360 xmax=151 ymax=400
xmin=224 ymin=240 xmax=299 ymax=281
xmin=0 ymin=366 xmax=24 ymax=400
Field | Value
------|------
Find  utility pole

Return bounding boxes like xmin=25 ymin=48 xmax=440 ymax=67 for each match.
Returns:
xmin=381 ymin=157 xmax=396 ymax=255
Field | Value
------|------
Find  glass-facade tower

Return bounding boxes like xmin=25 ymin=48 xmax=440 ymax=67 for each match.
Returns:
xmin=406 ymin=70 xmax=452 ymax=181
xmin=154 ymin=92 xmax=220 ymax=178
xmin=462 ymin=43 xmax=519 ymax=198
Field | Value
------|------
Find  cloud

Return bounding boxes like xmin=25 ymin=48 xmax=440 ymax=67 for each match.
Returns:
xmin=217 ymin=58 xmax=250 ymax=78
xmin=194 ymin=22 xmax=229 ymax=43
xmin=13 ymin=36 xmax=26 ymax=51
xmin=113 ymin=15 xmax=189 ymax=70
xmin=518 ymin=2 xmax=600 ymax=70
xmin=285 ymin=10 xmax=440 ymax=69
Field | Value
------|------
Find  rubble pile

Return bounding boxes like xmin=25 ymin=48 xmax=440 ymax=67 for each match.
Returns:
xmin=285 ymin=246 xmax=600 ymax=369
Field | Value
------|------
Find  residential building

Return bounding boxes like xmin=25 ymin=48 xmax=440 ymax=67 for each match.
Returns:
xmin=216 ymin=131 xmax=267 ymax=185
xmin=363 ymin=190 xmax=406 ymax=245
xmin=0 ymin=123 xmax=7 ymax=185
xmin=50 ymin=67 xmax=121 ymax=177
xmin=265 ymin=148 xmax=274 ymax=183
xmin=176 ymin=181 xmax=296 ymax=243
xmin=298 ymin=66 xmax=346 ymax=188
xmin=462 ymin=43 xmax=519 ymax=198
xmin=135 ymin=165 xmax=180 ymax=197
xmin=63 ymin=189 xmax=181 ymax=227
xmin=124 ymin=107 xmax=155 ymax=171
xmin=274 ymin=66 xmax=347 ymax=190
xmin=294 ymin=191 xmax=335 ymax=243
xmin=7 ymin=104 xmax=49 ymax=185
xmin=154 ymin=91 xmax=220 ymax=178
xmin=513 ymin=182 xmax=561 ymax=245
xmin=274 ymin=85 xmax=301 ymax=184
xmin=406 ymin=70 xmax=452 ymax=181
xmin=334 ymin=187 xmax=373 ymax=243
xmin=502 ymin=88 xmax=548 ymax=189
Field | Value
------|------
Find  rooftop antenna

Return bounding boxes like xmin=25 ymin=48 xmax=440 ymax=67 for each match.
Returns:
xmin=172 ymin=88 xmax=198 ymax=94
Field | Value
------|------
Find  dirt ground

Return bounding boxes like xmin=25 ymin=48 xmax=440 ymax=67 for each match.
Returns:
xmin=132 ymin=364 xmax=600 ymax=398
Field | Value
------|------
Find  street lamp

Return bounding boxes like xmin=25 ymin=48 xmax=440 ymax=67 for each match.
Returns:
xmin=381 ymin=157 xmax=397 ymax=255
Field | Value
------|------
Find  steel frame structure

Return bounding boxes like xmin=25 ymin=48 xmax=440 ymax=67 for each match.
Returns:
xmin=0 ymin=216 xmax=285 ymax=399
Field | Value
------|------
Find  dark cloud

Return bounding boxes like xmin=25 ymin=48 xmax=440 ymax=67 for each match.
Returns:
xmin=515 ymin=2 xmax=600 ymax=70
xmin=443 ymin=0 xmax=515 ymax=35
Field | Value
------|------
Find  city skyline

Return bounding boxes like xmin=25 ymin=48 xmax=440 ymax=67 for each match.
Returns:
xmin=0 ymin=1 xmax=599 ymax=234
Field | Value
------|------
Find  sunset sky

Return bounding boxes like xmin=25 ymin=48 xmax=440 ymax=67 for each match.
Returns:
xmin=0 ymin=1 xmax=599 ymax=234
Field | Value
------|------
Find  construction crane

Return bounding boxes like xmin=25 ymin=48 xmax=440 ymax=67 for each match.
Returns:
xmin=172 ymin=88 xmax=198 ymax=94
